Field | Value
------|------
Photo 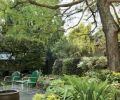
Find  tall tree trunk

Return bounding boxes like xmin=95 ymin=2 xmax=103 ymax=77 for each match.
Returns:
xmin=97 ymin=0 xmax=120 ymax=71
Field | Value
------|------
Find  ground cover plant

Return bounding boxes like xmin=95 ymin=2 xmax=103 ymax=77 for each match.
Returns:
xmin=33 ymin=75 xmax=118 ymax=100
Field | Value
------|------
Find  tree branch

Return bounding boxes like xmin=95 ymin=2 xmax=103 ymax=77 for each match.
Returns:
xmin=66 ymin=6 xmax=88 ymax=31
xmin=64 ymin=1 xmax=96 ymax=31
xmin=85 ymin=0 xmax=97 ymax=33
xmin=108 ymin=0 xmax=120 ymax=3
xmin=111 ymin=4 xmax=120 ymax=25
xmin=27 ymin=0 xmax=84 ymax=9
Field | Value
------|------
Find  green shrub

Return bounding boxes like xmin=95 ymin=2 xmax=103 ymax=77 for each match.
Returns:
xmin=49 ymin=79 xmax=64 ymax=86
xmin=84 ymin=70 xmax=120 ymax=84
xmin=44 ymin=75 xmax=116 ymax=100
xmin=77 ymin=56 xmax=107 ymax=71
xmin=85 ymin=70 xmax=112 ymax=82
xmin=0 ymin=35 xmax=45 ymax=71
xmin=46 ymin=79 xmax=74 ymax=100
xmin=62 ymin=58 xmax=81 ymax=75
xmin=95 ymin=56 xmax=107 ymax=68
xmin=109 ymin=72 xmax=120 ymax=83
xmin=52 ymin=59 xmax=63 ymax=75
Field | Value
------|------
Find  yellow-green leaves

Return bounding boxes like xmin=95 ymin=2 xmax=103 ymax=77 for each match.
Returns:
xmin=68 ymin=23 xmax=95 ymax=55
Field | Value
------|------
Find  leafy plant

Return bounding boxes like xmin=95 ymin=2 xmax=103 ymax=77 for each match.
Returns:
xmin=45 ymin=79 xmax=74 ymax=100
xmin=42 ymin=75 xmax=116 ymax=100
xmin=109 ymin=72 xmax=120 ymax=83
xmin=51 ymin=37 xmax=81 ymax=58
xmin=63 ymin=75 xmax=116 ymax=100
xmin=77 ymin=56 xmax=107 ymax=72
xmin=84 ymin=70 xmax=112 ymax=82
xmin=85 ymin=70 xmax=120 ymax=83
xmin=62 ymin=58 xmax=81 ymax=75
xmin=32 ymin=93 xmax=60 ymax=100
xmin=68 ymin=23 xmax=95 ymax=56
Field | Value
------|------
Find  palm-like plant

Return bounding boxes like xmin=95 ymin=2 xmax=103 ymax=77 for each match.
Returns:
xmin=64 ymin=75 xmax=116 ymax=100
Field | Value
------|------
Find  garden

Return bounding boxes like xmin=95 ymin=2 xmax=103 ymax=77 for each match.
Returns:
xmin=0 ymin=0 xmax=120 ymax=100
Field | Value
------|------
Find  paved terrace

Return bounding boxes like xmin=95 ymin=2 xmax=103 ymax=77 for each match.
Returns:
xmin=0 ymin=85 xmax=44 ymax=100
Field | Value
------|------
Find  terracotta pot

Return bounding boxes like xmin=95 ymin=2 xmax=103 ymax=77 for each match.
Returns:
xmin=0 ymin=90 xmax=19 ymax=100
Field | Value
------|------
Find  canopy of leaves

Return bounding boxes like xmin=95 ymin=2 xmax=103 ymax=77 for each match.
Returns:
xmin=0 ymin=35 xmax=45 ymax=70
xmin=52 ymin=37 xmax=81 ymax=58
xmin=0 ymin=0 xmax=63 ymax=41
xmin=68 ymin=23 xmax=95 ymax=56
xmin=0 ymin=0 xmax=63 ymax=71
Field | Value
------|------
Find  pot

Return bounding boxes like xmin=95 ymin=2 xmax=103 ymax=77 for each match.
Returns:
xmin=0 ymin=90 xmax=19 ymax=100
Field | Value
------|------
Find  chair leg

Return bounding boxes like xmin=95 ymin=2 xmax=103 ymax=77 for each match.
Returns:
xmin=2 ymin=85 xmax=4 ymax=90
xmin=21 ymin=83 xmax=24 ymax=90
xmin=12 ymin=82 xmax=14 ymax=89
xmin=27 ymin=83 xmax=29 ymax=92
xmin=27 ymin=83 xmax=32 ymax=93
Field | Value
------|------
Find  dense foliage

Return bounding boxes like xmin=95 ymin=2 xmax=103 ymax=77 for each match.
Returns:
xmin=0 ymin=35 xmax=45 ymax=71
xmin=62 ymin=58 xmax=81 ymax=75
xmin=68 ymin=24 xmax=95 ymax=56
xmin=34 ymin=75 xmax=117 ymax=100
xmin=77 ymin=56 xmax=107 ymax=71
xmin=52 ymin=37 xmax=81 ymax=58
xmin=0 ymin=0 xmax=63 ymax=73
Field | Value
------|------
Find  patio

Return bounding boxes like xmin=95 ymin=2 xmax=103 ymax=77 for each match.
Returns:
xmin=20 ymin=92 xmax=35 ymax=100
xmin=0 ymin=84 xmax=44 ymax=100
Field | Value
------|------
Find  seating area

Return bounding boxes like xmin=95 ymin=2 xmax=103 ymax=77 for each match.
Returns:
xmin=0 ymin=68 xmax=60 ymax=100
xmin=0 ymin=70 xmax=45 ymax=100
xmin=4 ymin=71 xmax=21 ymax=88
xmin=3 ymin=70 xmax=41 ymax=91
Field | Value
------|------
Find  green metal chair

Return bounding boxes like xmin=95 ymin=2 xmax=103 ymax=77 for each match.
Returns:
xmin=26 ymin=70 xmax=40 ymax=87
xmin=4 ymin=71 xmax=21 ymax=88
xmin=16 ymin=70 xmax=41 ymax=91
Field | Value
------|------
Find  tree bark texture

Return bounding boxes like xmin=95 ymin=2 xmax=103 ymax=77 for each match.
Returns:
xmin=97 ymin=0 xmax=120 ymax=71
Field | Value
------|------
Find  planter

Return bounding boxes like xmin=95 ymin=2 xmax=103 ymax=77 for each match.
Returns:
xmin=0 ymin=90 xmax=19 ymax=100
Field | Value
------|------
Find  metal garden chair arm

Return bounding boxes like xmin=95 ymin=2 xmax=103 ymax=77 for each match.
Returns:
xmin=22 ymin=77 xmax=29 ymax=80
xmin=28 ymin=77 xmax=38 ymax=79
xmin=4 ymin=76 xmax=11 ymax=81
xmin=22 ymin=76 xmax=37 ymax=80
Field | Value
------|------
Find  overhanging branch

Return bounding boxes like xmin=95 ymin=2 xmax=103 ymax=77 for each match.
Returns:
xmin=111 ymin=4 xmax=120 ymax=25
xmin=28 ymin=0 xmax=84 ymax=9
xmin=85 ymin=0 xmax=97 ymax=33
xmin=108 ymin=0 xmax=120 ymax=3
